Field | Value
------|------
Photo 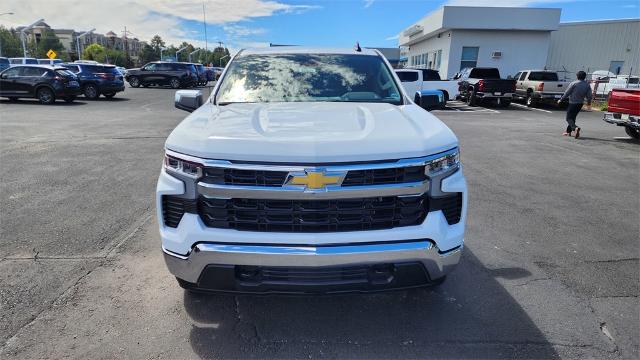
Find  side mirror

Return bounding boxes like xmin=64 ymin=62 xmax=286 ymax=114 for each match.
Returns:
xmin=175 ymin=90 xmax=203 ymax=112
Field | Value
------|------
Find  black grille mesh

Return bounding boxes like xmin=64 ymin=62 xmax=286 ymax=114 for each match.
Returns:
xmin=198 ymin=196 xmax=428 ymax=233
xmin=342 ymin=166 xmax=426 ymax=186
xmin=162 ymin=196 xmax=196 ymax=228
xmin=203 ymin=168 xmax=288 ymax=187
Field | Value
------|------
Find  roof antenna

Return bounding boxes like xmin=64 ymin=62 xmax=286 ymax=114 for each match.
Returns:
xmin=354 ymin=42 xmax=362 ymax=52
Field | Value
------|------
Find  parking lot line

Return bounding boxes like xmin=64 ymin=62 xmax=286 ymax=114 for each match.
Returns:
xmin=511 ymin=103 xmax=553 ymax=114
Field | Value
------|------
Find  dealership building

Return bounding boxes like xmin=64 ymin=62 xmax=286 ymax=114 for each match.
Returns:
xmin=398 ymin=6 xmax=639 ymax=79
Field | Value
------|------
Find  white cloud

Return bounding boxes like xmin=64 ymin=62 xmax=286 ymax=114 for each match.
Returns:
xmin=385 ymin=34 xmax=399 ymax=41
xmin=223 ymin=25 xmax=267 ymax=38
xmin=0 ymin=0 xmax=317 ymax=48
xmin=363 ymin=0 xmax=376 ymax=8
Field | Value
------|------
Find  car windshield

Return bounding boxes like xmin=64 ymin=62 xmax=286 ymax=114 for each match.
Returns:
xmin=216 ymin=54 xmax=402 ymax=105
xmin=528 ymin=72 xmax=559 ymax=81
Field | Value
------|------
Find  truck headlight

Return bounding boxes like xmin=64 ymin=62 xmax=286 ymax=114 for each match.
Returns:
xmin=425 ymin=150 xmax=459 ymax=177
xmin=164 ymin=154 xmax=203 ymax=179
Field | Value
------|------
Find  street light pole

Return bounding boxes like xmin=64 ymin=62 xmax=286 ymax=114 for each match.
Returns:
xmin=219 ymin=54 xmax=229 ymax=67
xmin=20 ymin=18 xmax=44 ymax=58
xmin=175 ymin=46 xmax=188 ymax=61
xmin=188 ymin=49 xmax=201 ymax=63
xmin=75 ymin=28 xmax=95 ymax=60
xmin=160 ymin=46 xmax=167 ymax=61
xmin=202 ymin=1 xmax=208 ymax=57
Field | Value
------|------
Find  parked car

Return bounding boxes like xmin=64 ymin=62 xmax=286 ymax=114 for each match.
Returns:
xmin=602 ymin=88 xmax=640 ymax=140
xmin=513 ymin=70 xmax=568 ymax=107
xmin=9 ymin=57 xmax=38 ymax=66
xmin=204 ymin=67 xmax=215 ymax=82
xmin=124 ymin=61 xmax=197 ymax=89
xmin=0 ymin=57 xmax=9 ymax=72
xmin=115 ymin=66 xmax=127 ymax=76
xmin=61 ymin=63 xmax=125 ymax=99
xmin=37 ymin=59 xmax=64 ymax=65
xmin=456 ymin=67 xmax=516 ymax=107
xmin=395 ymin=68 xmax=459 ymax=105
xmin=0 ymin=65 xmax=81 ymax=104
xmin=192 ymin=63 xmax=207 ymax=86
xmin=212 ymin=66 xmax=224 ymax=80
xmin=592 ymin=76 xmax=640 ymax=97
xmin=161 ymin=47 xmax=467 ymax=293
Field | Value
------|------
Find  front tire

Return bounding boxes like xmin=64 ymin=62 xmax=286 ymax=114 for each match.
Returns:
xmin=170 ymin=77 xmax=181 ymax=89
xmin=37 ymin=87 xmax=55 ymax=105
xmin=625 ymin=127 xmax=640 ymax=140
xmin=526 ymin=93 xmax=537 ymax=107
xmin=83 ymin=84 xmax=99 ymax=100
xmin=129 ymin=76 xmax=140 ymax=88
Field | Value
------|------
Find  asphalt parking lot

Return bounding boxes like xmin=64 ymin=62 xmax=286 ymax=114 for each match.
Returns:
xmin=0 ymin=86 xmax=638 ymax=359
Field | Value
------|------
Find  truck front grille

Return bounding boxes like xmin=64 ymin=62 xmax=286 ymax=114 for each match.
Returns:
xmin=197 ymin=196 xmax=428 ymax=232
xmin=201 ymin=165 xmax=426 ymax=187
xmin=161 ymin=196 xmax=197 ymax=228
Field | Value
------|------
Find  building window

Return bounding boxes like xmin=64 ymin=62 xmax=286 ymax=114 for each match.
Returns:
xmin=460 ymin=46 xmax=479 ymax=70
xmin=609 ymin=61 xmax=624 ymax=75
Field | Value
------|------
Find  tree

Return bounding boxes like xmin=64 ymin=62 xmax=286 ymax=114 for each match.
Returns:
xmin=150 ymin=35 xmax=165 ymax=53
xmin=0 ymin=26 xmax=23 ymax=57
xmin=138 ymin=43 xmax=157 ymax=64
xmin=31 ymin=28 xmax=68 ymax=60
xmin=83 ymin=43 xmax=106 ymax=62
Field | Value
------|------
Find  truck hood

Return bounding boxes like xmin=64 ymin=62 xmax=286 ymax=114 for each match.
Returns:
xmin=165 ymin=102 xmax=458 ymax=163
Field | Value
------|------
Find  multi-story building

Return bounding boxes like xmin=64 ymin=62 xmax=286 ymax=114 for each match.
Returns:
xmin=18 ymin=21 xmax=145 ymax=62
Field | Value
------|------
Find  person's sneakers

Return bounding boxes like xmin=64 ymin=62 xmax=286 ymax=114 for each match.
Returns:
xmin=574 ymin=127 xmax=581 ymax=139
xmin=563 ymin=132 xmax=572 ymax=136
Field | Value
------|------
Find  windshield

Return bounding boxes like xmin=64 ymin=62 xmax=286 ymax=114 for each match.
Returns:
xmin=216 ymin=54 xmax=402 ymax=105
xmin=469 ymin=68 xmax=501 ymax=79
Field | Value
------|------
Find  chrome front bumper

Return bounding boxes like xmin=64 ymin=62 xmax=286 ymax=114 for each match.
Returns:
xmin=163 ymin=240 xmax=462 ymax=285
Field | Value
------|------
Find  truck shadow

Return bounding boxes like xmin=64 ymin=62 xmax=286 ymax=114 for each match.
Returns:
xmin=182 ymin=249 xmax=557 ymax=359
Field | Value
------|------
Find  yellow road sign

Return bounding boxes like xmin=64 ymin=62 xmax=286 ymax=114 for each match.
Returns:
xmin=46 ymin=49 xmax=57 ymax=59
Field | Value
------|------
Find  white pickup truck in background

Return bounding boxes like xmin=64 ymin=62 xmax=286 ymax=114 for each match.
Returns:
xmin=395 ymin=69 xmax=460 ymax=103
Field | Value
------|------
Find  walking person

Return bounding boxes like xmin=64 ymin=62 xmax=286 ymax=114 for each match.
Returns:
xmin=558 ymin=71 xmax=592 ymax=138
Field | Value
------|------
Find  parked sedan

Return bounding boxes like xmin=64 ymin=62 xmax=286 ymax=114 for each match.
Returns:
xmin=0 ymin=65 xmax=81 ymax=104
xmin=61 ymin=63 xmax=125 ymax=99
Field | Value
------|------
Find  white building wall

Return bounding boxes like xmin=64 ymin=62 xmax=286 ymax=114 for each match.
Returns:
xmin=405 ymin=31 xmax=452 ymax=78
xmin=447 ymin=30 xmax=551 ymax=79
xmin=546 ymin=20 xmax=640 ymax=75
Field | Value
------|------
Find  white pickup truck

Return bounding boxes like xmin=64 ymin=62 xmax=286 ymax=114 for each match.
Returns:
xmin=158 ymin=47 xmax=467 ymax=294
xmin=395 ymin=68 xmax=460 ymax=103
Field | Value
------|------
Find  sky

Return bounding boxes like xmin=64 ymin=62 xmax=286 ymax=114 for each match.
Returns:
xmin=1 ymin=0 xmax=638 ymax=52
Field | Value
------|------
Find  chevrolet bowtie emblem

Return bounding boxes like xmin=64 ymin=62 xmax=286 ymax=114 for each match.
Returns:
xmin=287 ymin=170 xmax=345 ymax=190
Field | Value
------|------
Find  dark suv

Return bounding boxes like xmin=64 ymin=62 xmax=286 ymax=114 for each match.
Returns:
xmin=192 ymin=63 xmax=207 ymax=86
xmin=0 ymin=65 xmax=81 ymax=104
xmin=125 ymin=62 xmax=197 ymax=89
xmin=61 ymin=63 xmax=125 ymax=99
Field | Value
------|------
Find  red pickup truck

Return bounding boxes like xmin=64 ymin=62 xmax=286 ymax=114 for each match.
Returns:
xmin=603 ymin=89 xmax=640 ymax=140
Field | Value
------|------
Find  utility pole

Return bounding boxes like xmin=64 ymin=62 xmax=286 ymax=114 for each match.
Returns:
xmin=122 ymin=27 xmax=135 ymax=66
